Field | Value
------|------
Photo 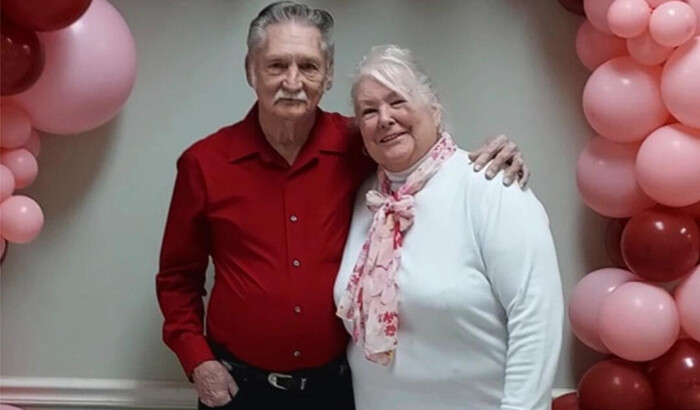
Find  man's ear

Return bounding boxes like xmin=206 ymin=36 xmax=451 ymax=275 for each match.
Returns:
xmin=245 ymin=54 xmax=255 ymax=87
xmin=324 ymin=63 xmax=334 ymax=91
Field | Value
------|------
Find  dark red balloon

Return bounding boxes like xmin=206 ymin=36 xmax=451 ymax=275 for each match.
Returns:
xmin=1 ymin=0 xmax=92 ymax=32
xmin=677 ymin=385 xmax=700 ymax=410
xmin=557 ymin=0 xmax=585 ymax=16
xmin=621 ymin=208 xmax=700 ymax=282
xmin=0 ymin=18 xmax=44 ymax=96
xmin=579 ymin=358 xmax=655 ymax=410
xmin=552 ymin=392 xmax=580 ymax=410
xmin=647 ymin=339 xmax=700 ymax=410
xmin=605 ymin=218 xmax=629 ymax=268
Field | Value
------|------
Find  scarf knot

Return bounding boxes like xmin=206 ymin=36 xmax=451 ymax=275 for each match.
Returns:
xmin=337 ymin=133 xmax=457 ymax=366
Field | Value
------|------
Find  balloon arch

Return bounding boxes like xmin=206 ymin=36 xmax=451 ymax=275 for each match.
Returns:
xmin=554 ymin=1 xmax=700 ymax=410
xmin=1 ymin=1 xmax=699 ymax=409
xmin=0 ymin=0 xmax=137 ymax=263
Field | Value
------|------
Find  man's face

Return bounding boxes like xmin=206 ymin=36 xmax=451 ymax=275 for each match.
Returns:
xmin=248 ymin=22 xmax=330 ymax=121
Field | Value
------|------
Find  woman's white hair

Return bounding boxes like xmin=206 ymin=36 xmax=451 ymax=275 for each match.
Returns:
xmin=351 ymin=44 xmax=444 ymax=129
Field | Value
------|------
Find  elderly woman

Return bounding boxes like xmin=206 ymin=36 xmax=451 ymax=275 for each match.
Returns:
xmin=334 ymin=45 xmax=564 ymax=410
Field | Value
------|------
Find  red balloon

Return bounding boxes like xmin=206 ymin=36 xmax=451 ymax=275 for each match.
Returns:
xmin=558 ymin=0 xmax=586 ymax=16
xmin=1 ymin=0 xmax=92 ymax=32
xmin=552 ymin=392 xmax=580 ymax=410
xmin=621 ymin=208 xmax=700 ymax=282
xmin=0 ymin=18 xmax=44 ymax=96
xmin=605 ymin=218 xmax=629 ymax=268
xmin=578 ymin=358 xmax=655 ymax=410
xmin=647 ymin=339 xmax=700 ymax=410
xmin=677 ymin=385 xmax=700 ymax=410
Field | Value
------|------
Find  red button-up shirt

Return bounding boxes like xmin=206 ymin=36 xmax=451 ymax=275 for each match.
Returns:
xmin=156 ymin=105 xmax=375 ymax=375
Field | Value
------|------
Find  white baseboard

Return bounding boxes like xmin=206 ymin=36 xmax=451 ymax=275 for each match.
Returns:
xmin=0 ymin=377 xmax=577 ymax=409
xmin=0 ymin=377 xmax=197 ymax=409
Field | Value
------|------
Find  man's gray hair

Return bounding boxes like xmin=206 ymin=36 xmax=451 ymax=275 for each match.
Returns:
xmin=351 ymin=45 xmax=444 ymax=129
xmin=247 ymin=1 xmax=335 ymax=64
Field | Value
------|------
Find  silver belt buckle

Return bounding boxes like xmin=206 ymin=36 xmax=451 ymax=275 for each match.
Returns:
xmin=267 ymin=372 xmax=306 ymax=391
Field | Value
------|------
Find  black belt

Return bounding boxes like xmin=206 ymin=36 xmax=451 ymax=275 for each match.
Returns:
xmin=209 ymin=342 xmax=350 ymax=392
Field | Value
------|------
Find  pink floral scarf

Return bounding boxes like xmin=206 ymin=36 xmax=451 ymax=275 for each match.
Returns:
xmin=336 ymin=133 xmax=457 ymax=365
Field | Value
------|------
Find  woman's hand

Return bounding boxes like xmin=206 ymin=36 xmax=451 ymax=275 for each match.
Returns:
xmin=468 ymin=134 xmax=530 ymax=188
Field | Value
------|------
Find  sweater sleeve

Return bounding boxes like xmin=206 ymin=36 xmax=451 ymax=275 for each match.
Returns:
xmin=474 ymin=173 xmax=564 ymax=410
xmin=155 ymin=151 xmax=215 ymax=378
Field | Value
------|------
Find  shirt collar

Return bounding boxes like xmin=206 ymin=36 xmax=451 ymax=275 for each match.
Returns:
xmin=226 ymin=103 xmax=351 ymax=164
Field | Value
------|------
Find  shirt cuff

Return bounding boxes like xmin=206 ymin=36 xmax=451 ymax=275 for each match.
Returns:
xmin=176 ymin=334 xmax=216 ymax=379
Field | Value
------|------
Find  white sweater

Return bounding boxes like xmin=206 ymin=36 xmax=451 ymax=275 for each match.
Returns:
xmin=333 ymin=149 xmax=563 ymax=410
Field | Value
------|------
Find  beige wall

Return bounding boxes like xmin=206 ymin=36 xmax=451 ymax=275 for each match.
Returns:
xmin=1 ymin=0 xmax=608 ymax=404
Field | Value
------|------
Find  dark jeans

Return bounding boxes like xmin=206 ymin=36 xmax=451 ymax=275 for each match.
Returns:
xmin=197 ymin=352 xmax=355 ymax=410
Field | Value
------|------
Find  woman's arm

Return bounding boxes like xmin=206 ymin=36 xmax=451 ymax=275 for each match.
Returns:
xmin=474 ymin=174 xmax=564 ymax=410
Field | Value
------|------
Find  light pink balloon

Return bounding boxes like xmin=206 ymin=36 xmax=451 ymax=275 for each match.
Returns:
xmin=688 ymin=0 xmax=700 ymax=35
xmin=649 ymin=1 xmax=697 ymax=47
xmin=636 ymin=124 xmax=700 ymax=207
xmin=586 ymin=0 xmax=618 ymax=33
xmin=583 ymin=56 xmax=668 ymax=142
xmin=0 ymin=148 xmax=38 ymax=190
xmin=0 ymin=164 xmax=16 ymax=202
xmin=599 ymin=281 xmax=680 ymax=361
xmin=21 ymin=130 xmax=41 ymax=158
xmin=609 ymin=0 xmax=652 ymax=38
xmin=662 ymin=36 xmax=700 ymax=128
xmin=569 ymin=268 xmax=642 ymax=353
xmin=6 ymin=0 xmax=137 ymax=135
xmin=576 ymin=20 xmax=629 ymax=70
xmin=627 ymin=29 xmax=675 ymax=64
xmin=0 ymin=195 xmax=44 ymax=244
xmin=0 ymin=105 xmax=32 ymax=149
xmin=676 ymin=265 xmax=700 ymax=342
xmin=576 ymin=136 xmax=656 ymax=217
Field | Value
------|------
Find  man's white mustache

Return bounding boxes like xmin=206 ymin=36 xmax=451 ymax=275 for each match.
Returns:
xmin=274 ymin=89 xmax=308 ymax=102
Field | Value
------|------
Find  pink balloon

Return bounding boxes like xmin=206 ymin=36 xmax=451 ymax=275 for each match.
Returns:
xmin=0 ymin=105 xmax=32 ymax=149
xmin=688 ymin=0 xmax=700 ymax=35
xmin=627 ymin=29 xmax=675 ymax=65
xmin=649 ymin=1 xmax=697 ymax=47
xmin=675 ymin=265 xmax=700 ymax=342
xmin=569 ymin=268 xmax=642 ymax=353
xmin=0 ymin=148 xmax=38 ymax=189
xmin=21 ymin=129 xmax=40 ymax=158
xmin=636 ymin=124 xmax=700 ymax=207
xmin=599 ymin=281 xmax=680 ymax=361
xmin=585 ymin=0 xmax=617 ymax=33
xmin=583 ymin=56 xmax=668 ymax=142
xmin=6 ymin=0 xmax=137 ymax=135
xmin=576 ymin=20 xmax=628 ymax=70
xmin=0 ymin=164 xmax=16 ymax=202
xmin=661 ymin=37 xmax=700 ymax=128
xmin=0 ymin=195 xmax=44 ymax=244
xmin=608 ymin=0 xmax=652 ymax=38
xmin=576 ymin=137 xmax=656 ymax=217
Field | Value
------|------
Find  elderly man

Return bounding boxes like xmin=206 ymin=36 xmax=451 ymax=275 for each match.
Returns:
xmin=156 ymin=2 xmax=528 ymax=409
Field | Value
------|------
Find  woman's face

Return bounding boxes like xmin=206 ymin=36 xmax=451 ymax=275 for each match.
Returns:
xmin=354 ymin=78 xmax=439 ymax=172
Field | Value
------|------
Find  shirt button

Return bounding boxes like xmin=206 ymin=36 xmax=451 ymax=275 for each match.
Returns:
xmin=292 ymin=259 xmax=300 ymax=267
xmin=290 ymin=215 xmax=298 ymax=222
xmin=293 ymin=350 xmax=301 ymax=358
xmin=294 ymin=306 xmax=302 ymax=314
